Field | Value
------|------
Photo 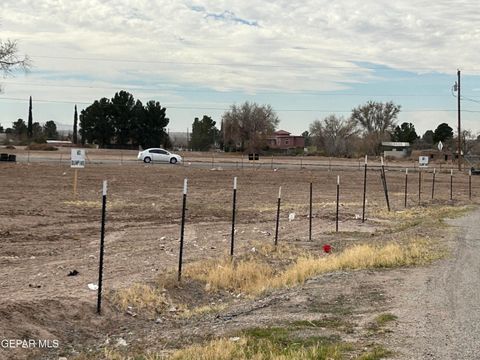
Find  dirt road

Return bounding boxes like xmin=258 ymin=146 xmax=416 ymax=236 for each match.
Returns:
xmin=389 ymin=208 xmax=480 ymax=359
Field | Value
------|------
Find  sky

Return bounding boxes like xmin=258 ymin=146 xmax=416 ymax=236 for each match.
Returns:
xmin=1 ymin=0 xmax=480 ymax=137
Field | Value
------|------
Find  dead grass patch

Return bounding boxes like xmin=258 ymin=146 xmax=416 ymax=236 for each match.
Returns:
xmin=186 ymin=238 xmax=441 ymax=296
xmin=109 ymin=284 xmax=170 ymax=315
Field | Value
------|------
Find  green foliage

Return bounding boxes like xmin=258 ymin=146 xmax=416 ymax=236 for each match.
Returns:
xmin=190 ymin=115 xmax=218 ymax=151
xmin=79 ymin=91 xmax=169 ymax=148
xmin=43 ymin=120 xmax=58 ymax=139
xmin=0 ymin=123 xmax=4 ymax=133
xmin=392 ymin=122 xmax=418 ymax=143
xmin=302 ymin=130 xmax=311 ymax=146
xmin=433 ymin=123 xmax=454 ymax=143
xmin=73 ymin=105 xmax=78 ymax=144
xmin=27 ymin=96 xmax=33 ymax=139
xmin=422 ymin=130 xmax=434 ymax=144
xmin=12 ymin=118 xmax=27 ymax=137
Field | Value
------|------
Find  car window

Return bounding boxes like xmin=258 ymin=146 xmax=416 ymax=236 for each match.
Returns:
xmin=149 ymin=149 xmax=168 ymax=154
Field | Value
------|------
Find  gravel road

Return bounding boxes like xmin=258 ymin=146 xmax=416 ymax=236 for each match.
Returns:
xmin=390 ymin=208 xmax=480 ymax=359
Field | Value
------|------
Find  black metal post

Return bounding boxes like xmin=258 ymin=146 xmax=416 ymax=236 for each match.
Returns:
xmin=178 ymin=179 xmax=188 ymax=281
xmin=97 ymin=180 xmax=107 ymax=315
xmin=274 ymin=187 xmax=281 ymax=246
xmin=404 ymin=168 xmax=408 ymax=208
xmin=309 ymin=182 xmax=313 ymax=241
xmin=432 ymin=169 xmax=436 ymax=200
xmin=336 ymin=176 xmax=340 ymax=232
xmin=450 ymin=170 xmax=453 ymax=200
xmin=469 ymin=169 xmax=472 ymax=200
xmin=381 ymin=158 xmax=390 ymax=212
xmin=230 ymin=177 xmax=237 ymax=257
xmin=362 ymin=156 xmax=367 ymax=223
xmin=418 ymin=170 xmax=422 ymax=203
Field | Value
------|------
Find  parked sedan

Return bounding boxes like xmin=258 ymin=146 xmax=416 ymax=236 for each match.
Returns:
xmin=137 ymin=148 xmax=182 ymax=164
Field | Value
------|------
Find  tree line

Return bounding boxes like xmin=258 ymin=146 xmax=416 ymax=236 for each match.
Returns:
xmin=1 ymin=91 xmax=473 ymax=156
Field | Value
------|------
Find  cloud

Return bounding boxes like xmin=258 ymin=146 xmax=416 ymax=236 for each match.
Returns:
xmin=3 ymin=0 xmax=478 ymax=95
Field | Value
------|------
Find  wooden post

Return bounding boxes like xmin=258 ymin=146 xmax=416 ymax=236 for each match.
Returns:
xmin=73 ymin=169 xmax=78 ymax=197
xmin=431 ymin=168 xmax=436 ymax=199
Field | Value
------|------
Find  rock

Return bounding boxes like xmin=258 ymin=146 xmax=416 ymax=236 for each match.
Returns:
xmin=288 ymin=213 xmax=296 ymax=222
xmin=116 ymin=338 xmax=127 ymax=347
xmin=87 ymin=283 xmax=98 ymax=291
xmin=229 ymin=337 xmax=241 ymax=342
xmin=67 ymin=270 xmax=79 ymax=277
xmin=155 ymin=318 xmax=163 ymax=323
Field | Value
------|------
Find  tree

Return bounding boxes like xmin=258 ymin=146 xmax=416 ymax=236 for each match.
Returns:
xmin=27 ymin=96 xmax=33 ymax=139
xmin=31 ymin=122 xmax=43 ymax=142
xmin=73 ymin=105 xmax=78 ymax=144
xmin=12 ymin=118 xmax=27 ymax=137
xmin=111 ymin=90 xmax=135 ymax=146
xmin=43 ymin=120 xmax=58 ymax=139
xmin=351 ymin=101 xmax=401 ymax=154
xmin=392 ymin=122 xmax=418 ymax=143
xmin=79 ymin=92 xmax=169 ymax=148
xmin=309 ymin=115 xmax=359 ymax=156
xmin=222 ymin=101 xmax=279 ymax=151
xmin=422 ymin=130 xmax=434 ymax=145
xmin=0 ymin=39 xmax=30 ymax=91
xmin=302 ymin=131 xmax=311 ymax=147
xmin=190 ymin=115 xmax=218 ymax=151
xmin=0 ymin=124 xmax=3 ymax=133
xmin=433 ymin=123 xmax=454 ymax=143
xmin=79 ymin=98 xmax=115 ymax=147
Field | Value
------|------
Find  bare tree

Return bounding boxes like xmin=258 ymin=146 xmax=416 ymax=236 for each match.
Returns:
xmin=309 ymin=115 xmax=359 ymax=156
xmin=0 ymin=39 xmax=30 ymax=91
xmin=222 ymin=101 xmax=279 ymax=151
xmin=351 ymin=101 xmax=401 ymax=155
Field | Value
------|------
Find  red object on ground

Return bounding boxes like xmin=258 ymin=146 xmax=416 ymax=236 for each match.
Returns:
xmin=323 ymin=244 xmax=332 ymax=253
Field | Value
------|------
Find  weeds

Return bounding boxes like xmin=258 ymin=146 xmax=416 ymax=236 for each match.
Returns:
xmin=109 ymin=284 xmax=170 ymax=315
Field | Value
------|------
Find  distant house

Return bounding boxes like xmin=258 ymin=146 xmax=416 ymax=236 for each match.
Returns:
xmin=267 ymin=130 xmax=305 ymax=150
xmin=382 ymin=142 xmax=411 ymax=158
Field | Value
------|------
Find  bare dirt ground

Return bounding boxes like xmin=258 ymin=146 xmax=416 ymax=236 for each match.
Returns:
xmin=0 ymin=156 xmax=478 ymax=359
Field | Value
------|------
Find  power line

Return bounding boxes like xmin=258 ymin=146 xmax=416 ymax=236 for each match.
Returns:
xmin=0 ymin=80 xmax=461 ymax=97
xmin=1 ymin=96 xmax=480 ymax=113
xmin=31 ymin=54 xmax=478 ymax=72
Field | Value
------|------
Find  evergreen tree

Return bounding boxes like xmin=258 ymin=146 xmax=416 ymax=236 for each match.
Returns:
xmin=73 ymin=105 xmax=78 ymax=144
xmin=190 ymin=115 xmax=218 ymax=151
xmin=43 ymin=120 xmax=58 ymax=139
xmin=27 ymin=96 xmax=33 ymax=139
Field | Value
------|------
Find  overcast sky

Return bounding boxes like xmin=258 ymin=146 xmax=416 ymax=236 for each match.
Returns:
xmin=1 ymin=0 xmax=480 ymax=136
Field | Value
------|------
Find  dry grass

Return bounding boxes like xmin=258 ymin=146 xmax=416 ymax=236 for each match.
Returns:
xmin=169 ymin=337 xmax=345 ymax=360
xmin=186 ymin=238 xmax=442 ymax=296
xmin=185 ymin=259 xmax=274 ymax=296
xmin=109 ymin=284 xmax=170 ymax=315
xmin=373 ymin=205 xmax=471 ymax=222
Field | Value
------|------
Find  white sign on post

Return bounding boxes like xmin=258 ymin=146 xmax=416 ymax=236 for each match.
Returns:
xmin=419 ymin=156 xmax=429 ymax=167
xmin=71 ymin=149 xmax=86 ymax=168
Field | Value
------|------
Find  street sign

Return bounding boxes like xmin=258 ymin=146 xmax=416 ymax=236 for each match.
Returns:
xmin=419 ymin=156 xmax=429 ymax=167
xmin=437 ymin=141 xmax=443 ymax=151
xmin=71 ymin=149 xmax=86 ymax=168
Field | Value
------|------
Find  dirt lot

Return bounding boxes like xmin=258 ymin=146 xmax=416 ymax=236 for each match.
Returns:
xmin=0 ymin=158 xmax=477 ymax=359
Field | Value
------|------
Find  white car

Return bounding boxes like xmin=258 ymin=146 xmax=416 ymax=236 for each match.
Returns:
xmin=137 ymin=148 xmax=182 ymax=164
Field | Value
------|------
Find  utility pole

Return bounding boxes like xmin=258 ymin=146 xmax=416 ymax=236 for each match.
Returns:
xmin=457 ymin=69 xmax=461 ymax=171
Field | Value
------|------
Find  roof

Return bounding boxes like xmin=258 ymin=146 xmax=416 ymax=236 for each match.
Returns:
xmin=381 ymin=142 xmax=410 ymax=147
xmin=274 ymin=130 xmax=291 ymax=135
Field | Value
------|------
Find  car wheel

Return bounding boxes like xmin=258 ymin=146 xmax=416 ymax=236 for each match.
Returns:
xmin=144 ymin=157 xmax=152 ymax=163
xmin=170 ymin=157 xmax=177 ymax=164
